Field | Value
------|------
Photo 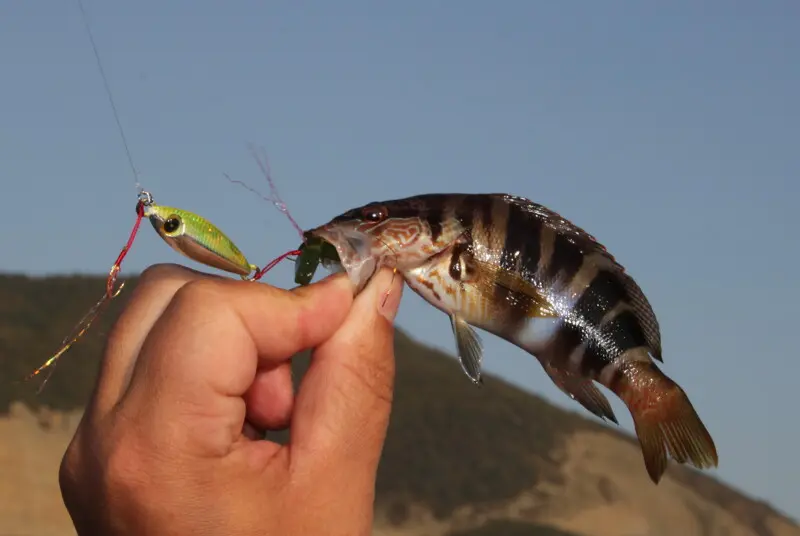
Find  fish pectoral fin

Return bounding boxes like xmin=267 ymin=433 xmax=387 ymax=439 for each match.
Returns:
xmin=450 ymin=314 xmax=483 ymax=385
xmin=471 ymin=259 xmax=558 ymax=318
xmin=494 ymin=272 xmax=558 ymax=318
xmin=543 ymin=363 xmax=618 ymax=424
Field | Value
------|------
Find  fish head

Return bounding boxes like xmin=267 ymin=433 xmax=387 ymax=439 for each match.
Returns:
xmin=305 ymin=195 xmax=464 ymax=293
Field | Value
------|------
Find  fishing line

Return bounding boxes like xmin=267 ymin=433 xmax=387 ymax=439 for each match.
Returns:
xmin=374 ymin=235 xmax=400 ymax=307
xmin=251 ymin=248 xmax=302 ymax=281
xmin=76 ymin=0 xmax=142 ymax=193
xmin=75 ymin=1 xmax=299 ymax=282
xmin=222 ymin=145 xmax=308 ymax=278
xmin=24 ymin=197 xmax=148 ymax=390
xmin=24 ymin=0 xmax=152 ymax=389
xmin=247 ymin=144 xmax=305 ymax=240
xmin=28 ymin=3 xmax=307 ymax=390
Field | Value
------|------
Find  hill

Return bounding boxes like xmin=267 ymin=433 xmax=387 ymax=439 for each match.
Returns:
xmin=0 ymin=273 xmax=797 ymax=536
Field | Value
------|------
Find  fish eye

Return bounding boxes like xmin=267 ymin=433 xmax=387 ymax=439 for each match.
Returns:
xmin=163 ymin=215 xmax=182 ymax=235
xmin=361 ymin=204 xmax=388 ymax=222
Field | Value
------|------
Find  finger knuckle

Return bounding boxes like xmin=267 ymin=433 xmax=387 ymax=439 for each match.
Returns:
xmin=58 ymin=435 xmax=82 ymax=498
xmin=171 ymin=278 xmax=224 ymax=312
xmin=292 ymin=299 xmax=317 ymax=349
xmin=137 ymin=263 xmax=189 ymax=287
xmin=127 ymin=263 xmax=197 ymax=307
xmin=104 ymin=434 xmax=150 ymax=497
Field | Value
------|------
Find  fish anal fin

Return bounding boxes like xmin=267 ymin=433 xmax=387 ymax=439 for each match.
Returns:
xmin=620 ymin=362 xmax=719 ymax=483
xmin=450 ymin=314 xmax=483 ymax=385
xmin=543 ymin=363 xmax=618 ymax=424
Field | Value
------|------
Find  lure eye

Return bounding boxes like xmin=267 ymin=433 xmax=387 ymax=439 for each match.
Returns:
xmin=163 ymin=215 xmax=182 ymax=235
xmin=361 ymin=205 xmax=388 ymax=222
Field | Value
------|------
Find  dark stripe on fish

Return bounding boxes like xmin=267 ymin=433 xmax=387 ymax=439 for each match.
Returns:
xmin=475 ymin=195 xmax=494 ymax=234
xmin=598 ymin=309 xmax=649 ymax=357
xmin=454 ymin=195 xmax=477 ymax=232
xmin=546 ymin=233 xmax=584 ymax=283
xmin=488 ymin=195 xmax=510 ymax=252
xmin=573 ymin=269 xmax=627 ymax=328
xmin=492 ymin=282 xmax=539 ymax=332
xmin=424 ymin=206 xmax=444 ymax=242
xmin=551 ymin=297 xmax=650 ymax=379
xmin=547 ymin=321 xmax=585 ymax=369
xmin=575 ymin=332 xmax=622 ymax=378
xmin=501 ymin=202 xmax=538 ymax=273
xmin=519 ymin=218 xmax=544 ymax=280
xmin=449 ymin=241 xmax=470 ymax=281
xmin=579 ymin=308 xmax=649 ymax=377
xmin=562 ymin=309 xmax=648 ymax=380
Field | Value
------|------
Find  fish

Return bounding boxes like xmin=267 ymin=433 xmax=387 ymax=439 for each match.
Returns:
xmin=303 ymin=193 xmax=718 ymax=483
xmin=144 ymin=204 xmax=258 ymax=278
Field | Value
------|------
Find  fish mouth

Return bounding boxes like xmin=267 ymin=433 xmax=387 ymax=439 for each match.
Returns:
xmin=306 ymin=227 xmax=384 ymax=293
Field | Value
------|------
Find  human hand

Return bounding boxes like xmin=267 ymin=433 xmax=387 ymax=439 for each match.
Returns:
xmin=58 ymin=263 xmax=403 ymax=536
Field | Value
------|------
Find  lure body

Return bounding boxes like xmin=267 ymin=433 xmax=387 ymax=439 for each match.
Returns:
xmin=26 ymin=198 xmax=262 ymax=388
xmin=304 ymin=193 xmax=718 ymax=483
xmin=144 ymin=204 xmax=257 ymax=277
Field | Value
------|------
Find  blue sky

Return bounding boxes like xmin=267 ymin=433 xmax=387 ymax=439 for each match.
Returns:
xmin=1 ymin=0 xmax=798 ymax=519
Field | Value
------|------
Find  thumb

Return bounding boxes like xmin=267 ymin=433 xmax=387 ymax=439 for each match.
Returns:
xmin=290 ymin=267 xmax=403 ymax=480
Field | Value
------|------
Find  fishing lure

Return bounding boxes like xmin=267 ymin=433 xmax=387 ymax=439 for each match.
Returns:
xmin=25 ymin=192 xmax=280 ymax=389
xmin=25 ymin=0 xmax=308 ymax=390
xmin=299 ymin=192 xmax=719 ymax=485
xmin=293 ymin=234 xmax=342 ymax=285
xmin=222 ymin=147 xmax=344 ymax=287
xmin=144 ymin=202 xmax=259 ymax=279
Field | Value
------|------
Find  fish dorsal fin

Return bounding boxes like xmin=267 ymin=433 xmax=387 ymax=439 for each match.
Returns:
xmin=450 ymin=314 xmax=484 ymax=385
xmin=618 ymin=273 xmax=662 ymax=360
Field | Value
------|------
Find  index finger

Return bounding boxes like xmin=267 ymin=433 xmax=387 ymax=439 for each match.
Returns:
xmin=123 ymin=272 xmax=355 ymax=407
xmin=90 ymin=263 xmax=221 ymax=419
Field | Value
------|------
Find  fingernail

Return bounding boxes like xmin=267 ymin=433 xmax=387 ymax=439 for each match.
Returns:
xmin=378 ymin=270 xmax=403 ymax=322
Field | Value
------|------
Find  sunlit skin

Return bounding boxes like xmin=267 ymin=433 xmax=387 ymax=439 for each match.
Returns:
xmin=58 ymin=263 xmax=403 ymax=536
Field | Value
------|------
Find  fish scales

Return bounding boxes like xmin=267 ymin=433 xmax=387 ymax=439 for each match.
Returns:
xmin=307 ymin=192 xmax=717 ymax=483
xmin=432 ymin=194 xmax=629 ymax=384
xmin=509 ymin=195 xmax=663 ymax=360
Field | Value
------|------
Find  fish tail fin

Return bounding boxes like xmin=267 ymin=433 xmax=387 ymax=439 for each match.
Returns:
xmin=617 ymin=361 xmax=719 ymax=483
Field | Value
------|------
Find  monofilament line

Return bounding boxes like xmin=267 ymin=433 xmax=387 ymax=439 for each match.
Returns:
xmin=248 ymin=144 xmax=304 ymax=239
xmin=76 ymin=0 xmax=142 ymax=193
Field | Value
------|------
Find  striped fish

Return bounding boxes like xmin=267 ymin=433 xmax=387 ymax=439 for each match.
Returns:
xmin=305 ymin=193 xmax=718 ymax=483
